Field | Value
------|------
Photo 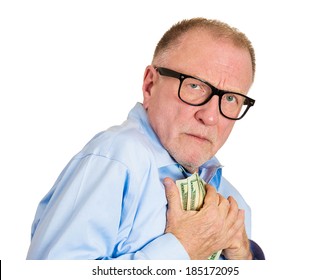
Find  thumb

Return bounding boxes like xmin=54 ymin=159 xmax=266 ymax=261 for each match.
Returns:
xmin=163 ymin=177 xmax=183 ymax=211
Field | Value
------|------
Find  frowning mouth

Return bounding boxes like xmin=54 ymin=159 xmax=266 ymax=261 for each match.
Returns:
xmin=185 ymin=133 xmax=211 ymax=143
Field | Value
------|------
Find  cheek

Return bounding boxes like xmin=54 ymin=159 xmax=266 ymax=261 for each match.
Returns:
xmin=216 ymin=121 xmax=235 ymax=149
xmin=148 ymin=105 xmax=179 ymax=144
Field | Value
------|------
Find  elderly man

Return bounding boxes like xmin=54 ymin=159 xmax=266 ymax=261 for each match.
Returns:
xmin=27 ymin=18 xmax=264 ymax=260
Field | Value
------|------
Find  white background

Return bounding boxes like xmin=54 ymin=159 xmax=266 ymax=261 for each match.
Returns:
xmin=1 ymin=0 xmax=328 ymax=278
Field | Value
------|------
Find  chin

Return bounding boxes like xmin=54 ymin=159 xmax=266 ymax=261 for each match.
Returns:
xmin=177 ymin=155 xmax=210 ymax=173
xmin=166 ymin=142 xmax=213 ymax=171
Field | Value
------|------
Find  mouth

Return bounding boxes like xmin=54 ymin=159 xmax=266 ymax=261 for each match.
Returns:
xmin=185 ymin=133 xmax=211 ymax=144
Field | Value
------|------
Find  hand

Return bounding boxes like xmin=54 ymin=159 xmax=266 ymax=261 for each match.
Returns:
xmin=221 ymin=197 xmax=253 ymax=260
xmin=163 ymin=177 xmax=252 ymax=260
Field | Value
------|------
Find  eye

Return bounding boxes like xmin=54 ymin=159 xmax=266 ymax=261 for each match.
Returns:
xmin=181 ymin=78 xmax=212 ymax=104
xmin=185 ymin=80 xmax=208 ymax=96
xmin=189 ymin=83 xmax=201 ymax=90
xmin=225 ymin=95 xmax=237 ymax=103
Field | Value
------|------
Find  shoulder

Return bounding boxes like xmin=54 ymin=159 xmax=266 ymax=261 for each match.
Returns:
xmin=76 ymin=119 xmax=155 ymax=169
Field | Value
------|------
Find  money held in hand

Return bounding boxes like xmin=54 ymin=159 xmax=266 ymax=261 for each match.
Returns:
xmin=175 ymin=173 xmax=222 ymax=260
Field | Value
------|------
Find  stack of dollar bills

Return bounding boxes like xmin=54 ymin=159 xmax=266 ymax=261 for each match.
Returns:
xmin=176 ymin=173 xmax=222 ymax=260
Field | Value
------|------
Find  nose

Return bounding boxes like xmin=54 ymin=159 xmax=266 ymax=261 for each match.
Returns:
xmin=194 ymin=96 xmax=220 ymax=126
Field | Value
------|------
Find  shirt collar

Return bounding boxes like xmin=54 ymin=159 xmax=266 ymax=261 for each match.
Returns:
xmin=128 ymin=103 xmax=176 ymax=168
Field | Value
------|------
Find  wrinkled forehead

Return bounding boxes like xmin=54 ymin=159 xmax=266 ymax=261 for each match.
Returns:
xmin=154 ymin=28 xmax=254 ymax=83
xmin=160 ymin=32 xmax=253 ymax=91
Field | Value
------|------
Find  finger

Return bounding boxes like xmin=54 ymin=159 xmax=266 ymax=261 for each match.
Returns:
xmin=227 ymin=197 xmax=246 ymax=235
xmin=227 ymin=196 xmax=239 ymax=220
xmin=229 ymin=209 xmax=246 ymax=238
xmin=163 ymin=177 xmax=183 ymax=212
xmin=237 ymin=209 xmax=246 ymax=229
xmin=203 ymin=184 xmax=220 ymax=206
xmin=219 ymin=196 xmax=239 ymax=233
xmin=227 ymin=197 xmax=245 ymax=226
xmin=217 ymin=193 xmax=230 ymax=218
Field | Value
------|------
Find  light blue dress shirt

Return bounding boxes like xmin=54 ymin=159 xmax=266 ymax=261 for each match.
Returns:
xmin=27 ymin=103 xmax=252 ymax=260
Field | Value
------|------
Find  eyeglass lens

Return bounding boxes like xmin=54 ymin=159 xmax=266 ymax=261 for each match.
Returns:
xmin=179 ymin=77 xmax=248 ymax=119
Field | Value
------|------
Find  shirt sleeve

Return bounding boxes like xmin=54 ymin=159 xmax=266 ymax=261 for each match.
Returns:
xmin=249 ymin=239 xmax=265 ymax=260
xmin=98 ymin=233 xmax=190 ymax=260
xmin=27 ymin=154 xmax=190 ymax=260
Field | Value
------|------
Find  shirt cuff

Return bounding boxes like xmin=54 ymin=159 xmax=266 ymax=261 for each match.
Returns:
xmin=140 ymin=233 xmax=190 ymax=260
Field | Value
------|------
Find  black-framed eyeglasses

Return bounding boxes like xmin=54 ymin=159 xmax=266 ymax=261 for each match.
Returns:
xmin=155 ymin=66 xmax=255 ymax=120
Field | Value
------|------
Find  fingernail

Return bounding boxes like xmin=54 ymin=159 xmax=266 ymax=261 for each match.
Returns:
xmin=163 ymin=178 xmax=172 ymax=187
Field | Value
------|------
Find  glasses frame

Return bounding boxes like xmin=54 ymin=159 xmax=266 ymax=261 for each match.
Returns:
xmin=155 ymin=66 xmax=255 ymax=120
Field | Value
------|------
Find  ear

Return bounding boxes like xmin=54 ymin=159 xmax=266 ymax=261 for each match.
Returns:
xmin=142 ymin=65 xmax=157 ymax=110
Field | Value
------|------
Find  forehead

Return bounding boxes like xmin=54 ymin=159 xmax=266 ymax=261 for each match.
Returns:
xmin=163 ymin=30 xmax=253 ymax=92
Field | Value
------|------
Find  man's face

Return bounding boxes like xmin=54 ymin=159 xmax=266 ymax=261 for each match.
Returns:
xmin=142 ymin=30 xmax=253 ymax=172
